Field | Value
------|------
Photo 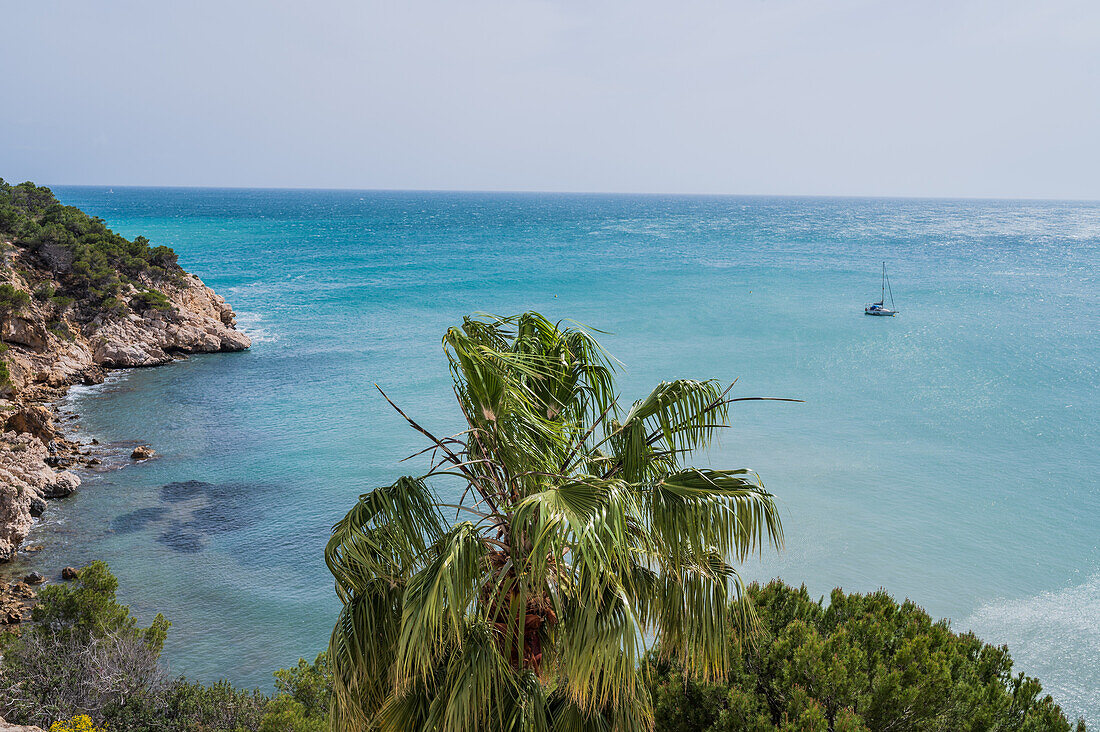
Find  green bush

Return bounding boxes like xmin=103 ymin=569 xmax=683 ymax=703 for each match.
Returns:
xmin=98 ymin=296 xmax=129 ymax=316
xmin=1 ymin=562 xmax=171 ymax=727
xmin=0 ymin=179 xmax=179 ymax=309
xmin=259 ymin=653 xmax=331 ymax=731
xmin=648 ymin=581 xmax=1086 ymax=732
xmin=30 ymin=560 xmax=170 ymax=653
xmin=0 ymin=561 xmax=325 ymax=732
xmin=51 ymin=293 xmax=75 ymax=310
xmin=258 ymin=696 xmax=327 ymax=732
xmin=131 ymin=288 xmax=173 ymax=312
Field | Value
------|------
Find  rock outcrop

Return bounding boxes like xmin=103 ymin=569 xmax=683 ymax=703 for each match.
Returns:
xmin=0 ymin=431 xmax=84 ymax=561
xmin=3 ymin=405 xmax=55 ymax=443
xmin=130 ymin=445 xmax=156 ymax=460
xmin=0 ymin=243 xmax=250 ymax=561
xmin=2 ymin=273 xmax=249 ymax=391
xmin=0 ymin=719 xmax=45 ymax=732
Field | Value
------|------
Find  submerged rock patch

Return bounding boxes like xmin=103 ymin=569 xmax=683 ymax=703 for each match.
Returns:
xmin=110 ymin=506 xmax=170 ymax=534
xmin=160 ymin=480 xmax=211 ymax=502
xmin=156 ymin=521 xmax=207 ymax=553
xmin=105 ymin=480 xmax=266 ymax=553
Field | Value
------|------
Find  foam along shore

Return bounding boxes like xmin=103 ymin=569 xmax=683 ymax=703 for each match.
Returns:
xmin=0 ymin=180 xmax=250 ymax=562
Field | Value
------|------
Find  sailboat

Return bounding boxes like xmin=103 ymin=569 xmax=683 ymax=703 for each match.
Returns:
xmin=864 ymin=262 xmax=898 ymax=316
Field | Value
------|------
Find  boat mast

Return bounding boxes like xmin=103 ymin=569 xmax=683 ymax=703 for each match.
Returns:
xmin=886 ymin=268 xmax=895 ymax=310
xmin=881 ymin=261 xmax=886 ymax=304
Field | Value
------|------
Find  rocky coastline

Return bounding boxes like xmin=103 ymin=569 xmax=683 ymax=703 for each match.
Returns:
xmin=0 ymin=256 xmax=250 ymax=567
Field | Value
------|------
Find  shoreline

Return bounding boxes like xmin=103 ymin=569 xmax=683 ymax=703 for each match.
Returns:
xmin=0 ymin=271 xmax=251 ymax=566
xmin=0 ymin=354 xmax=232 ymax=624
xmin=0 ymin=182 xmax=252 ymax=632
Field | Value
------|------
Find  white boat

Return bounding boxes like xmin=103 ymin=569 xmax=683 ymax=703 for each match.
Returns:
xmin=865 ymin=262 xmax=898 ymax=316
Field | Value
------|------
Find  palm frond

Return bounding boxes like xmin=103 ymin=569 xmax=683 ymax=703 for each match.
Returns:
xmin=393 ymin=522 xmax=488 ymax=685
xmin=648 ymin=548 xmax=746 ymax=681
xmin=440 ymin=620 xmax=516 ymax=732
xmin=329 ymin=580 xmax=403 ymax=730
xmin=650 ymin=468 xmax=783 ymax=562
xmin=607 ymin=380 xmax=726 ymax=481
xmin=326 ymin=477 xmax=444 ymax=600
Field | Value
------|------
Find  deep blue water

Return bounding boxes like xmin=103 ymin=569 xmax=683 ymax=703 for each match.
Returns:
xmin=21 ymin=188 xmax=1100 ymax=721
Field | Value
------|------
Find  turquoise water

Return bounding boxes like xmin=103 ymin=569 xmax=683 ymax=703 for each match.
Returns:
xmin=26 ymin=188 xmax=1100 ymax=721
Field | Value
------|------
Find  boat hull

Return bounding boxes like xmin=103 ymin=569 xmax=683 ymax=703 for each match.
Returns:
xmin=864 ymin=309 xmax=898 ymax=316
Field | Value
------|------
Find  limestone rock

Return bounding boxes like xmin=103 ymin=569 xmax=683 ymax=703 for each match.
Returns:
xmin=0 ymin=432 xmax=82 ymax=559
xmin=2 ymin=317 xmax=49 ymax=351
xmin=4 ymin=405 xmax=56 ymax=443
xmin=61 ymin=566 xmax=79 ymax=580
xmin=131 ymin=445 xmax=156 ymax=460
xmin=0 ymin=718 xmax=45 ymax=731
xmin=43 ymin=470 xmax=80 ymax=498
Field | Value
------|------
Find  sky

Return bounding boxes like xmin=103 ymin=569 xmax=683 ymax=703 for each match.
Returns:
xmin=2 ymin=0 xmax=1099 ymax=198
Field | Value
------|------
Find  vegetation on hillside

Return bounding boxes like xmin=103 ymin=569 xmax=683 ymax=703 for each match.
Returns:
xmin=0 ymin=562 xmax=331 ymax=732
xmin=0 ymin=179 xmax=179 ymax=309
xmin=649 ymin=581 xmax=1086 ymax=732
xmin=326 ymin=311 xmax=792 ymax=730
xmin=0 ymin=561 xmax=1083 ymax=731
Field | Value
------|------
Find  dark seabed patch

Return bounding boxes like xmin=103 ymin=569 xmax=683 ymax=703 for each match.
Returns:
xmin=160 ymin=480 xmax=212 ymax=502
xmin=156 ymin=521 xmax=207 ymax=553
xmin=192 ymin=502 xmax=250 ymax=534
xmin=142 ymin=480 xmax=268 ymax=550
xmin=110 ymin=506 xmax=170 ymax=534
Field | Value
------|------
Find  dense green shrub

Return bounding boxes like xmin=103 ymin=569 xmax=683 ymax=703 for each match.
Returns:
xmin=105 ymin=679 xmax=268 ymax=732
xmin=0 ymin=343 xmax=10 ymax=388
xmin=30 ymin=560 xmax=169 ymax=652
xmin=1 ymin=562 xmax=171 ymax=726
xmin=0 ymin=561 xmax=326 ymax=732
xmin=260 ymin=652 xmax=331 ymax=731
xmin=0 ymin=179 xmax=179 ymax=307
xmin=131 ymin=288 xmax=173 ymax=312
xmin=648 ymin=581 xmax=1086 ymax=732
xmin=0 ymin=283 xmax=32 ymax=311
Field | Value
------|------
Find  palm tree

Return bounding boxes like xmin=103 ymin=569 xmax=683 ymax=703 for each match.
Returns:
xmin=326 ymin=312 xmax=792 ymax=731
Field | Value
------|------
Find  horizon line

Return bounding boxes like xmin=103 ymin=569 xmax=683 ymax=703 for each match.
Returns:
xmin=31 ymin=181 xmax=1100 ymax=206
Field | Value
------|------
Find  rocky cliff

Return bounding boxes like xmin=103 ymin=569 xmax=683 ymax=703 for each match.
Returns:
xmin=0 ymin=180 xmax=250 ymax=561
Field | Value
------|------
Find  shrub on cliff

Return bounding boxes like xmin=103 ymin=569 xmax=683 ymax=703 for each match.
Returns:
xmin=30 ymin=560 xmax=169 ymax=652
xmin=130 ymin=288 xmax=173 ymax=312
xmin=0 ymin=343 xmax=11 ymax=390
xmin=0 ymin=562 xmax=265 ymax=731
xmin=648 ymin=580 xmax=1086 ymax=732
xmin=0 ymin=179 xmax=180 ymax=308
xmin=0 ymin=561 xmax=170 ymax=725
xmin=258 ymin=652 xmax=331 ymax=731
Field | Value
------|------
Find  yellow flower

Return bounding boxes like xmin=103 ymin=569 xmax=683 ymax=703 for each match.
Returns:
xmin=48 ymin=714 xmax=106 ymax=732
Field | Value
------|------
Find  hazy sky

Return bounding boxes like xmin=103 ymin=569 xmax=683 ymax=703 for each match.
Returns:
xmin=2 ymin=0 xmax=1099 ymax=198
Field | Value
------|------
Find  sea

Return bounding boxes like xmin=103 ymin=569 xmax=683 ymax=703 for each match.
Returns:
xmin=15 ymin=188 xmax=1099 ymax=722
